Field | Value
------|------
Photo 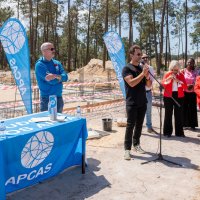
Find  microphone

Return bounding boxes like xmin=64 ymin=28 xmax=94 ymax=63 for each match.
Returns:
xmin=140 ymin=60 xmax=154 ymax=79
xmin=140 ymin=60 xmax=145 ymax=65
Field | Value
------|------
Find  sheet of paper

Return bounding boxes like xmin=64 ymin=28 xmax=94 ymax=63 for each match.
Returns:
xmin=30 ymin=117 xmax=51 ymax=122
xmin=30 ymin=116 xmax=69 ymax=122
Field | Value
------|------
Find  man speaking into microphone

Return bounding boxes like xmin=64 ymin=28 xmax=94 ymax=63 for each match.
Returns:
xmin=122 ymin=45 xmax=151 ymax=160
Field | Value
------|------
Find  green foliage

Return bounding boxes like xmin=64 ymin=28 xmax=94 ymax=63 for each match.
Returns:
xmin=0 ymin=6 xmax=14 ymax=24
xmin=0 ymin=0 xmax=199 ymax=71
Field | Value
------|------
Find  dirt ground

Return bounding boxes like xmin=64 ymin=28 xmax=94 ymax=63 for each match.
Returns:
xmin=1 ymin=59 xmax=200 ymax=199
xmin=7 ymin=106 xmax=200 ymax=200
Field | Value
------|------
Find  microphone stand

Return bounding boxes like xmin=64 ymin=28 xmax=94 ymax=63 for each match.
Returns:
xmin=141 ymin=70 xmax=183 ymax=167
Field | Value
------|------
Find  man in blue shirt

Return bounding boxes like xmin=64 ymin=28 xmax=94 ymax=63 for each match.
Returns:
xmin=35 ymin=42 xmax=68 ymax=113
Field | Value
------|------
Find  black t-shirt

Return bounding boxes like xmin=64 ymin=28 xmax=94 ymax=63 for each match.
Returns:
xmin=122 ymin=63 xmax=147 ymax=106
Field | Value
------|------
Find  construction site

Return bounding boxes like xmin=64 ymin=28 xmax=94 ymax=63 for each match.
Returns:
xmin=0 ymin=59 xmax=163 ymax=121
xmin=1 ymin=59 xmax=200 ymax=200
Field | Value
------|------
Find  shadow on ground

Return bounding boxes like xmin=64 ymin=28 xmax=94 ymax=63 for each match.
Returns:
xmin=143 ymin=132 xmax=200 ymax=145
xmin=133 ymin=152 xmax=200 ymax=170
xmin=7 ymin=158 xmax=110 ymax=200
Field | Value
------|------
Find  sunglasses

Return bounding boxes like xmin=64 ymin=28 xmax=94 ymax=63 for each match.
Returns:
xmin=142 ymin=57 xmax=148 ymax=59
xmin=172 ymin=69 xmax=179 ymax=72
xmin=46 ymin=48 xmax=55 ymax=51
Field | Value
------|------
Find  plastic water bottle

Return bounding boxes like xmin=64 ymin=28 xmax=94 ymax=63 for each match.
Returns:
xmin=0 ymin=121 xmax=6 ymax=139
xmin=76 ymin=106 xmax=81 ymax=118
xmin=49 ymin=95 xmax=57 ymax=121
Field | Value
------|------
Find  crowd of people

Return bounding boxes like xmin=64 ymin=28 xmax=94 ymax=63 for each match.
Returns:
xmin=34 ymin=42 xmax=199 ymax=161
xmin=122 ymin=44 xmax=199 ymax=160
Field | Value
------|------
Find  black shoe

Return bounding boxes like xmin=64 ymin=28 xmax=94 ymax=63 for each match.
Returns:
xmin=167 ymin=135 xmax=171 ymax=138
xmin=176 ymin=134 xmax=186 ymax=137
xmin=181 ymin=134 xmax=186 ymax=137
xmin=164 ymin=134 xmax=171 ymax=138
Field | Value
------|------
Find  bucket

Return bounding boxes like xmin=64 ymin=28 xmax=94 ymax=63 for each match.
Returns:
xmin=102 ymin=118 xmax=112 ymax=131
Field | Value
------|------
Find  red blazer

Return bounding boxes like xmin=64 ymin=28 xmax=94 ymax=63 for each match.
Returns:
xmin=162 ymin=71 xmax=187 ymax=98
xmin=194 ymin=76 xmax=200 ymax=106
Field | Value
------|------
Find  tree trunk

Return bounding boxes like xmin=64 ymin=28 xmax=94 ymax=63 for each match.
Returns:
xmin=184 ymin=0 xmax=188 ymax=65
xmin=128 ymin=0 xmax=133 ymax=47
xmin=33 ymin=0 xmax=39 ymax=65
xmin=74 ymin=10 xmax=78 ymax=70
xmin=29 ymin=0 xmax=33 ymax=67
xmin=168 ymin=30 xmax=171 ymax=63
xmin=165 ymin=0 xmax=168 ymax=70
xmin=178 ymin=27 xmax=180 ymax=60
xmin=67 ymin=0 xmax=71 ymax=71
xmin=158 ymin=0 xmax=167 ymax=75
xmin=86 ymin=0 xmax=92 ymax=64
xmin=152 ymin=0 xmax=159 ymax=75
xmin=55 ymin=0 xmax=59 ymax=60
xmin=17 ymin=0 xmax=20 ymax=19
xmin=181 ymin=27 xmax=184 ymax=62
xmin=118 ymin=0 xmax=121 ymax=36
xmin=103 ymin=0 xmax=108 ymax=70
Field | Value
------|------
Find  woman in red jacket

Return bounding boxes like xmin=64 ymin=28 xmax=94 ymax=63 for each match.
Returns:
xmin=162 ymin=60 xmax=187 ymax=137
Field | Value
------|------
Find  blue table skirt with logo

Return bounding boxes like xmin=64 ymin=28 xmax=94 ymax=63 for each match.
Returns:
xmin=0 ymin=112 xmax=88 ymax=200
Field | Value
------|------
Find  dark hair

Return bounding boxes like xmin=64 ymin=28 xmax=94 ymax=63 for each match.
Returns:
xmin=129 ymin=45 xmax=141 ymax=55
xmin=187 ymin=57 xmax=195 ymax=63
xmin=185 ymin=58 xmax=196 ymax=70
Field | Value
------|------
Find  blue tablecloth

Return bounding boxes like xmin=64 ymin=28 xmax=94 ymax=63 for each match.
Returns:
xmin=0 ymin=112 xmax=88 ymax=200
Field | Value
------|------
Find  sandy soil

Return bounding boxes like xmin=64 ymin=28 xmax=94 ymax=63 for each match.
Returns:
xmin=7 ymin=106 xmax=200 ymax=200
xmin=0 ymin=59 xmax=117 ymax=103
xmin=1 ymin=60 xmax=200 ymax=199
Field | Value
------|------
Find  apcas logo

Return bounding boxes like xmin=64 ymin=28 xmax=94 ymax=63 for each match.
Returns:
xmin=0 ymin=20 xmax=25 ymax=54
xmin=21 ymin=131 xmax=54 ymax=168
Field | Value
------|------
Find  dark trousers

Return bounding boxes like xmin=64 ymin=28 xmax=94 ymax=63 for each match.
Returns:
xmin=183 ymin=92 xmax=198 ymax=128
xmin=40 ymin=96 xmax=64 ymax=113
xmin=163 ymin=92 xmax=184 ymax=136
xmin=124 ymin=104 xmax=147 ymax=150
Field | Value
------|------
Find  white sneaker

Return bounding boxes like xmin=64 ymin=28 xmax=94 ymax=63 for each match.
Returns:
xmin=134 ymin=145 xmax=145 ymax=154
xmin=124 ymin=150 xmax=131 ymax=160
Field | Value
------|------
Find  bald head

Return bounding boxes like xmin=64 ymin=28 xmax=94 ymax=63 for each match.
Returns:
xmin=40 ymin=42 xmax=55 ymax=61
xmin=41 ymin=42 xmax=53 ymax=52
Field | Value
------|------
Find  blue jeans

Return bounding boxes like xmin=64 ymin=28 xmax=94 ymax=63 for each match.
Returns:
xmin=40 ymin=96 xmax=64 ymax=113
xmin=146 ymin=91 xmax=152 ymax=129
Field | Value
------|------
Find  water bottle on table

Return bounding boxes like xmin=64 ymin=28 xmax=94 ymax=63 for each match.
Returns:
xmin=76 ymin=106 xmax=81 ymax=118
xmin=0 ymin=121 xmax=6 ymax=139
xmin=49 ymin=95 xmax=57 ymax=121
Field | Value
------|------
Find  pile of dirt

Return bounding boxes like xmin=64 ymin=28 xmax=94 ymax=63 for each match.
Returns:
xmin=0 ymin=59 xmax=117 ymax=85
xmin=68 ymin=59 xmax=117 ymax=82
